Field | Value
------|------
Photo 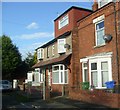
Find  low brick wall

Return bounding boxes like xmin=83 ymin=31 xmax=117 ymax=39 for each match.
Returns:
xmin=69 ymin=88 xmax=120 ymax=108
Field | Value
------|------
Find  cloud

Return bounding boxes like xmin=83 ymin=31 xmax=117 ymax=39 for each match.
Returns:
xmin=17 ymin=32 xmax=53 ymax=40
xmin=19 ymin=42 xmax=45 ymax=60
xmin=26 ymin=22 xmax=39 ymax=29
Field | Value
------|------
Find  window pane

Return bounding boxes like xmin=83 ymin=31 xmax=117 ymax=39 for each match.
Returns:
xmin=91 ymin=63 xmax=97 ymax=70
xmin=102 ymin=71 xmax=109 ymax=87
xmin=83 ymin=63 xmax=87 ymax=68
xmin=91 ymin=71 xmax=98 ymax=87
xmin=61 ymin=72 xmax=63 ymax=83
xmin=101 ymin=62 xmax=108 ymax=70
xmin=84 ymin=69 xmax=88 ymax=82
xmin=52 ymin=71 xmax=59 ymax=83
xmin=96 ymin=21 xmax=104 ymax=30
xmin=97 ymin=29 xmax=105 ymax=45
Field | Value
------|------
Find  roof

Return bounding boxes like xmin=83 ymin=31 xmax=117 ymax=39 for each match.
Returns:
xmin=32 ymin=53 xmax=71 ymax=68
xmin=54 ymin=6 xmax=93 ymax=21
xmin=36 ymin=31 xmax=71 ymax=50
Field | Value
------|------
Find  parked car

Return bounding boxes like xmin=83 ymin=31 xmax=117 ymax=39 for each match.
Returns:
xmin=0 ymin=80 xmax=12 ymax=91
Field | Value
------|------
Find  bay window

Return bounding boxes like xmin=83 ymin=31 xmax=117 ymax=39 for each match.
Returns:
xmin=37 ymin=48 xmax=44 ymax=60
xmin=52 ymin=64 xmax=68 ymax=84
xmin=89 ymin=58 xmax=112 ymax=88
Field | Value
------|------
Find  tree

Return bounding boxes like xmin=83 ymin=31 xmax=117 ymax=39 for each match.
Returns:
xmin=24 ymin=52 xmax=37 ymax=70
xmin=1 ymin=35 xmax=22 ymax=80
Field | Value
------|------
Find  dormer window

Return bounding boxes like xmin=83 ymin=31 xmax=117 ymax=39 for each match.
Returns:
xmin=37 ymin=48 xmax=44 ymax=60
xmin=98 ymin=0 xmax=113 ymax=8
xmin=58 ymin=14 xmax=69 ymax=29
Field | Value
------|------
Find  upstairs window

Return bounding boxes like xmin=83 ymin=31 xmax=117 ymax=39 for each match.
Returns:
xmin=58 ymin=14 xmax=69 ymax=29
xmin=58 ymin=39 xmax=66 ymax=54
xmin=98 ymin=0 xmax=112 ymax=8
xmin=47 ymin=47 xmax=50 ymax=58
xmin=37 ymin=48 xmax=44 ymax=60
xmin=95 ymin=20 xmax=105 ymax=46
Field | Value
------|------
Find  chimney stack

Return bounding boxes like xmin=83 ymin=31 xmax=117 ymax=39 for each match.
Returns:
xmin=92 ymin=0 xmax=98 ymax=11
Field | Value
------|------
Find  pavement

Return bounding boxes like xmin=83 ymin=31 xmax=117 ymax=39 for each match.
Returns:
xmin=2 ymin=90 xmax=112 ymax=110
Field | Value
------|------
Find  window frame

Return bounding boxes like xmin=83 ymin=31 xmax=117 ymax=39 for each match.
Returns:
xmin=82 ymin=62 xmax=89 ymax=82
xmin=98 ymin=0 xmax=112 ymax=8
xmin=89 ymin=57 xmax=112 ymax=89
xmin=95 ymin=20 xmax=105 ymax=46
xmin=58 ymin=14 xmax=69 ymax=29
xmin=37 ymin=48 xmax=44 ymax=60
xmin=52 ymin=64 xmax=68 ymax=84
xmin=34 ymin=68 xmax=43 ymax=83
xmin=58 ymin=38 xmax=66 ymax=54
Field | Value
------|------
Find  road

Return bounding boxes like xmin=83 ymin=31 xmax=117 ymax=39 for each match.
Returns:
xmin=1 ymin=90 xmax=110 ymax=109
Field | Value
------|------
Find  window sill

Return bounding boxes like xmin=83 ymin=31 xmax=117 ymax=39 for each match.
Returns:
xmin=94 ymin=44 xmax=106 ymax=48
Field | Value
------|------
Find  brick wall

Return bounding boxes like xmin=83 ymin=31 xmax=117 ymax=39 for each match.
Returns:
xmin=54 ymin=8 xmax=92 ymax=38
xmin=69 ymin=88 xmax=120 ymax=108
xmin=77 ymin=2 xmax=120 ymax=84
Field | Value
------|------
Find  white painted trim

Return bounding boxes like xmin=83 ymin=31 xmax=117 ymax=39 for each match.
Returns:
xmin=89 ymin=57 xmax=112 ymax=88
xmin=95 ymin=20 xmax=105 ymax=46
xmin=58 ymin=38 xmax=66 ymax=53
xmin=80 ymin=58 xmax=88 ymax=62
xmin=52 ymin=64 xmax=68 ymax=84
xmin=93 ymin=15 xmax=104 ymax=23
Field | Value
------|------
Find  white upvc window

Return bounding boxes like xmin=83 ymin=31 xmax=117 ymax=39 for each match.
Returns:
xmin=37 ymin=48 xmax=44 ymax=60
xmin=59 ymin=14 xmax=69 ymax=29
xmin=58 ymin=39 xmax=66 ymax=54
xmin=47 ymin=47 xmax=50 ymax=58
xmin=52 ymin=64 xmax=68 ymax=84
xmin=89 ymin=57 xmax=112 ymax=89
xmin=82 ymin=62 xmax=89 ymax=82
xmin=98 ymin=0 xmax=113 ymax=8
xmin=52 ymin=45 xmax=55 ymax=56
xmin=27 ymin=71 xmax=33 ymax=82
xmin=34 ymin=68 xmax=43 ymax=82
xmin=95 ymin=20 xmax=105 ymax=46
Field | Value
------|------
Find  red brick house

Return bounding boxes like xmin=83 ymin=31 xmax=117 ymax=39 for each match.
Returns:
xmin=69 ymin=1 xmax=120 ymax=108
xmin=32 ymin=6 xmax=92 ymax=98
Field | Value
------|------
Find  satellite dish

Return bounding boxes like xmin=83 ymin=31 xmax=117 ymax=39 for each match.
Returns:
xmin=103 ymin=34 xmax=112 ymax=43
xmin=64 ymin=44 xmax=70 ymax=49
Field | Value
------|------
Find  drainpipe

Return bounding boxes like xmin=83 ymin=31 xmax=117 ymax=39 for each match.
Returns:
xmin=43 ymin=69 xmax=46 ymax=100
xmin=113 ymin=2 xmax=119 ymax=84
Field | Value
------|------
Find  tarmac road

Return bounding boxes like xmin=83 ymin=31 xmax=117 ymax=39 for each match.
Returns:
xmin=1 ymin=90 xmax=111 ymax=110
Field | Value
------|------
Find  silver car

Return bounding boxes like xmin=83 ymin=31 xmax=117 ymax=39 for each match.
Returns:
xmin=0 ymin=80 xmax=12 ymax=91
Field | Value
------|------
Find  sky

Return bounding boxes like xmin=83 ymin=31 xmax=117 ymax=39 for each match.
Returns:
xmin=2 ymin=1 xmax=93 ymax=60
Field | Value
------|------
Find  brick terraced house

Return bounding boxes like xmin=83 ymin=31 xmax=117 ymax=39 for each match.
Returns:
xmin=32 ymin=6 xmax=92 ymax=98
xmin=69 ymin=0 xmax=120 ymax=108
xmin=27 ymin=0 xmax=120 ymax=108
